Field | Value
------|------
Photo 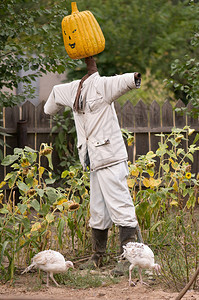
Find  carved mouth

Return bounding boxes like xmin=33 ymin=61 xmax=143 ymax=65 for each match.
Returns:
xmin=69 ymin=43 xmax=76 ymax=49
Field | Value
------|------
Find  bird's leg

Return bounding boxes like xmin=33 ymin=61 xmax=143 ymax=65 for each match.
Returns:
xmin=50 ymin=272 xmax=60 ymax=287
xmin=129 ymin=264 xmax=136 ymax=287
xmin=46 ymin=272 xmax=49 ymax=287
xmin=138 ymin=267 xmax=149 ymax=286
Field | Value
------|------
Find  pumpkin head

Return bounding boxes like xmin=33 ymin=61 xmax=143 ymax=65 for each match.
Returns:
xmin=62 ymin=2 xmax=105 ymax=59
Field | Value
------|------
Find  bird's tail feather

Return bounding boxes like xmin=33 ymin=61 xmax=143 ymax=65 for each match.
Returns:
xmin=21 ymin=263 xmax=35 ymax=274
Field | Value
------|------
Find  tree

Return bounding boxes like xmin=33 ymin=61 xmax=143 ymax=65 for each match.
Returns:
xmin=167 ymin=29 xmax=199 ymax=118
xmin=67 ymin=0 xmax=199 ymax=105
xmin=0 ymin=0 xmax=76 ymax=108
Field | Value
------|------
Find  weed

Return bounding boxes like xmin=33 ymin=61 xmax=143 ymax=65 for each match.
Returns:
xmin=55 ymin=270 xmax=119 ymax=289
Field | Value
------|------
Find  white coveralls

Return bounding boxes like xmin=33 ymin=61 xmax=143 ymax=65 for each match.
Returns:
xmin=44 ymin=72 xmax=140 ymax=230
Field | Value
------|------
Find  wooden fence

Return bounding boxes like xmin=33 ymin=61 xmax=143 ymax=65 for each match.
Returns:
xmin=0 ymin=99 xmax=199 ymax=183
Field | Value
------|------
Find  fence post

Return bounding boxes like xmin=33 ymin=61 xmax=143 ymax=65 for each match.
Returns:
xmin=17 ymin=120 xmax=28 ymax=148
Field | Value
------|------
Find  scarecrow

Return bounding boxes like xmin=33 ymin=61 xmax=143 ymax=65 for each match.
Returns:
xmin=44 ymin=2 xmax=141 ymax=272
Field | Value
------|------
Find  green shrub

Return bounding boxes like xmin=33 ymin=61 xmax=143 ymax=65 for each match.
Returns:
xmin=0 ymin=144 xmax=90 ymax=281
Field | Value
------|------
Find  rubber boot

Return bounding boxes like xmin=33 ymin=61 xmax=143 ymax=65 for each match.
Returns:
xmin=111 ymin=226 xmax=137 ymax=276
xmin=119 ymin=226 xmax=137 ymax=254
xmin=79 ymin=228 xmax=108 ymax=270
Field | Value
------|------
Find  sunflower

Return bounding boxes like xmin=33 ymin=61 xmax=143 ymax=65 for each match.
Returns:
xmin=185 ymin=165 xmax=191 ymax=172
xmin=27 ymin=189 xmax=36 ymax=197
xmin=188 ymin=128 xmax=195 ymax=136
xmin=0 ymin=193 xmax=4 ymax=202
xmin=127 ymin=137 xmax=134 ymax=146
xmin=40 ymin=147 xmax=53 ymax=156
xmin=57 ymin=198 xmax=68 ymax=205
xmin=69 ymin=202 xmax=80 ymax=211
xmin=175 ymin=135 xmax=184 ymax=143
xmin=185 ymin=172 xmax=191 ymax=179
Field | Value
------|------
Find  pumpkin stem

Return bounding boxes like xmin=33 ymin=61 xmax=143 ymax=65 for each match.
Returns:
xmin=71 ymin=2 xmax=79 ymax=14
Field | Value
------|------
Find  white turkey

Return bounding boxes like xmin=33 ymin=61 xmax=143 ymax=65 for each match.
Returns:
xmin=120 ymin=242 xmax=161 ymax=286
xmin=22 ymin=250 xmax=74 ymax=287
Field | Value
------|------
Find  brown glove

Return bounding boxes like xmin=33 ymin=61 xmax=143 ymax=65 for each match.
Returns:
xmin=134 ymin=72 xmax=141 ymax=88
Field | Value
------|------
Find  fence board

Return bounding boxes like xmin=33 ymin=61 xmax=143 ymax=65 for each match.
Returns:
xmin=150 ymin=101 xmax=161 ymax=128
xmin=175 ymin=99 xmax=186 ymax=128
xmin=37 ymin=101 xmax=50 ymax=129
xmin=187 ymin=102 xmax=199 ymax=127
xmin=186 ymin=102 xmax=199 ymax=174
xmin=21 ymin=101 xmax=35 ymax=148
xmin=5 ymin=106 xmax=19 ymax=129
xmin=114 ymin=101 xmax=122 ymax=126
xmin=22 ymin=101 xmax=35 ymax=128
xmin=188 ymin=132 xmax=199 ymax=175
xmin=122 ymin=100 xmax=134 ymax=128
xmin=150 ymin=100 xmax=161 ymax=150
xmin=134 ymin=100 xmax=149 ymax=160
xmin=36 ymin=101 xmax=51 ymax=152
xmin=134 ymin=100 xmax=148 ymax=127
xmin=162 ymin=100 xmax=173 ymax=128
xmin=122 ymin=101 xmax=134 ymax=160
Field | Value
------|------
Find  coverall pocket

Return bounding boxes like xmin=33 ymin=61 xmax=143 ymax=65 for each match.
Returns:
xmin=92 ymin=139 xmax=113 ymax=161
xmin=87 ymin=97 xmax=104 ymax=112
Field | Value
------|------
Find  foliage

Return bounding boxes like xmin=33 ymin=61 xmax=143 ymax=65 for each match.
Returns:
xmin=55 ymin=269 xmax=119 ymax=288
xmin=127 ymin=126 xmax=199 ymax=231
xmin=166 ymin=30 xmax=199 ymax=117
xmin=61 ymin=165 xmax=90 ymax=252
xmin=0 ymin=144 xmax=90 ymax=281
xmin=121 ymin=128 xmax=135 ymax=147
xmin=118 ymin=69 xmax=175 ymax=106
xmin=0 ymin=0 xmax=76 ymax=108
xmin=154 ymin=211 xmax=198 ymax=291
xmin=67 ymin=0 xmax=199 ymax=82
xmin=1 ymin=0 xmax=198 ymax=110
xmin=66 ymin=0 xmax=199 ymax=109
xmin=0 ymin=128 xmax=199 ymax=288
xmin=126 ymin=126 xmax=199 ymax=288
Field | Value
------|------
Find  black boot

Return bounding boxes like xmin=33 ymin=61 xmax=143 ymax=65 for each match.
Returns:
xmin=79 ymin=228 xmax=108 ymax=270
xmin=111 ymin=226 xmax=137 ymax=276
xmin=119 ymin=226 xmax=137 ymax=253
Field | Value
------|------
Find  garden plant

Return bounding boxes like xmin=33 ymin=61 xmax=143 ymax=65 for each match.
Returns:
xmin=0 ymin=126 xmax=198 ymax=292
xmin=127 ymin=126 xmax=199 ymax=290
xmin=0 ymin=143 xmax=90 ymax=282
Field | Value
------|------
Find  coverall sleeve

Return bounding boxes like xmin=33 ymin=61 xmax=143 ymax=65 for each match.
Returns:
xmin=95 ymin=72 xmax=140 ymax=104
xmin=44 ymin=82 xmax=73 ymax=115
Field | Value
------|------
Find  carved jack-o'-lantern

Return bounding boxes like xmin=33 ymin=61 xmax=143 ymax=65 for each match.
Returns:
xmin=61 ymin=2 xmax=105 ymax=59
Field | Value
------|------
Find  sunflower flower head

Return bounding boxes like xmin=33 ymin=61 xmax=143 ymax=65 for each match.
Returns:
xmin=0 ymin=193 xmax=4 ymax=202
xmin=188 ymin=128 xmax=195 ymax=136
xmin=69 ymin=202 xmax=80 ymax=211
xmin=175 ymin=135 xmax=184 ymax=143
xmin=185 ymin=165 xmax=191 ymax=172
xmin=185 ymin=172 xmax=192 ymax=179
xmin=127 ymin=137 xmax=134 ymax=146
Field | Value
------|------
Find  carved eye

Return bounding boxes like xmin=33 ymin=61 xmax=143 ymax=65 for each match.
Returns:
xmin=72 ymin=29 xmax=77 ymax=33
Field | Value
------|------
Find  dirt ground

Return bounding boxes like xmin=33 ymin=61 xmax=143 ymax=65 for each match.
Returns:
xmin=0 ymin=271 xmax=198 ymax=300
